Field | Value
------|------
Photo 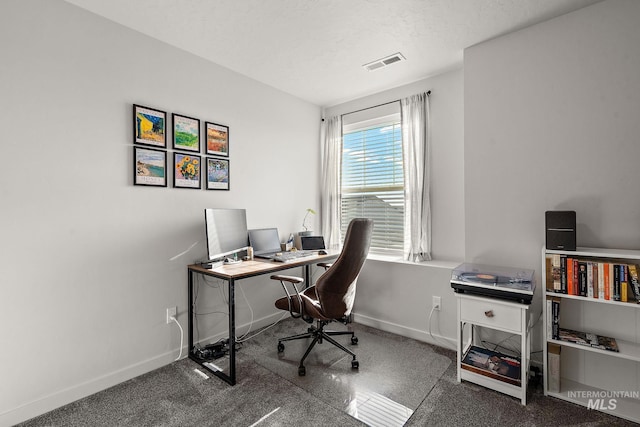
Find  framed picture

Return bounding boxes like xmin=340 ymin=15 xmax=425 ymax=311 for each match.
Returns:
xmin=134 ymin=147 xmax=167 ymax=187
xmin=206 ymin=157 xmax=230 ymax=190
xmin=134 ymin=104 xmax=166 ymax=148
xmin=172 ymin=113 xmax=200 ymax=152
xmin=174 ymin=153 xmax=202 ymax=189
xmin=205 ymin=122 xmax=229 ymax=156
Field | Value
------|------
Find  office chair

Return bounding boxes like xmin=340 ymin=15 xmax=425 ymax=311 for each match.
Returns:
xmin=270 ymin=218 xmax=373 ymax=376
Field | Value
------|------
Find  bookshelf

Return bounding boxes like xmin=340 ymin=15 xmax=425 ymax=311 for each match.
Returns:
xmin=542 ymin=246 xmax=640 ymax=423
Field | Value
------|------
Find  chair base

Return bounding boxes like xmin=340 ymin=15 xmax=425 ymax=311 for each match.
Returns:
xmin=277 ymin=320 xmax=359 ymax=376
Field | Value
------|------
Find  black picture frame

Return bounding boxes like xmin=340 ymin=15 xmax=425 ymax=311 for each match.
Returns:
xmin=134 ymin=146 xmax=167 ymax=187
xmin=172 ymin=113 xmax=201 ymax=152
xmin=173 ymin=152 xmax=202 ymax=189
xmin=205 ymin=122 xmax=229 ymax=157
xmin=206 ymin=157 xmax=230 ymax=191
xmin=133 ymin=104 xmax=167 ymax=148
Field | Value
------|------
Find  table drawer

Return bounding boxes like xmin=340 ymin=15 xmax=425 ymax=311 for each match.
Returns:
xmin=460 ymin=297 xmax=522 ymax=332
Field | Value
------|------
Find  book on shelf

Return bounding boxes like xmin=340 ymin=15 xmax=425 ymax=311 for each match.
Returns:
xmin=566 ymin=257 xmax=574 ymax=295
xmin=597 ymin=262 xmax=604 ymax=299
xmin=560 ymin=256 xmax=567 ymax=294
xmin=575 ymin=259 xmax=581 ymax=295
xmin=547 ymin=343 xmax=561 ymax=393
xmin=546 ymin=299 xmax=552 ymax=339
xmin=609 ymin=263 xmax=615 ymax=300
xmin=613 ymin=265 xmax=621 ymax=301
xmin=461 ymin=345 xmax=521 ymax=386
xmin=587 ymin=261 xmax=598 ymax=298
xmin=546 ymin=254 xmax=640 ymax=303
xmin=552 ymin=254 xmax=562 ymax=292
xmin=621 ymin=264 xmax=628 ymax=302
xmin=557 ymin=328 xmax=619 ymax=352
xmin=578 ymin=261 xmax=587 ymax=296
xmin=628 ymin=264 xmax=640 ymax=303
xmin=604 ymin=263 xmax=611 ymax=300
xmin=546 ymin=297 xmax=561 ymax=340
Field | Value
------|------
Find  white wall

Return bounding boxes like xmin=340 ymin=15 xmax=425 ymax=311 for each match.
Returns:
xmin=465 ymin=0 xmax=640 ymax=380
xmin=0 ymin=1 xmax=321 ymax=424
xmin=324 ymin=69 xmax=465 ymax=348
xmin=465 ymin=0 xmax=640 ymax=267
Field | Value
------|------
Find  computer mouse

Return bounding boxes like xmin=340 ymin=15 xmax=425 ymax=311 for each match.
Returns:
xmin=318 ymin=250 xmax=327 ymax=255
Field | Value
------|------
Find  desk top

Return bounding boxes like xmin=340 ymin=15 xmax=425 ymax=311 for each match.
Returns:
xmin=188 ymin=250 xmax=339 ymax=281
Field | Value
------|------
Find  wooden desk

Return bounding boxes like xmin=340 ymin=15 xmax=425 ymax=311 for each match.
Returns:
xmin=187 ymin=251 xmax=339 ymax=385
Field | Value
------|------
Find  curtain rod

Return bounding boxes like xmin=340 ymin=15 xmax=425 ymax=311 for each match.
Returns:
xmin=341 ymin=99 xmax=398 ymax=118
xmin=322 ymin=90 xmax=431 ymax=121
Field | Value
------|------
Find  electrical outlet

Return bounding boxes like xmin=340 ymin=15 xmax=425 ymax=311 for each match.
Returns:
xmin=432 ymin=296 xmax=441 ymax=311
xmin=166 ymin=306 xmax=177 ymax=324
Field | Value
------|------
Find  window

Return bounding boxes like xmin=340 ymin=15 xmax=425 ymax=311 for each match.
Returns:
xmin=323 ymin=93 xmax=429 ymax=260
xmin=341 ymin=109 xmax=403 ymax=254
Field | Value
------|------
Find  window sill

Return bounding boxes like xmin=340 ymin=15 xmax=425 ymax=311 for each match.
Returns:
xmin=366 ymin=253 xmax=461 ymax=269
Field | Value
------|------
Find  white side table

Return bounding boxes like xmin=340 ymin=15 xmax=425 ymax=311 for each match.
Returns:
xmin=456 ymin=293 xmax=531 ymax=405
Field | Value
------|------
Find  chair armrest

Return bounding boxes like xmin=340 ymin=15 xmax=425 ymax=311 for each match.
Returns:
xmin=270 ymin=274 xmax=304 ymax=284
xmin=270 ymin=274 xmax=305 ymax=319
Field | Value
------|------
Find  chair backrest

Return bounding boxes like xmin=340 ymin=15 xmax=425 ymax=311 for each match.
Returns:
xmin=315 ymin=218 xmax=373 ymax=319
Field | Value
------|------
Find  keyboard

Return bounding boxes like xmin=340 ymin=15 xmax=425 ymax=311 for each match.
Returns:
xmin=273 ymin=250 xmax=314 ymax=263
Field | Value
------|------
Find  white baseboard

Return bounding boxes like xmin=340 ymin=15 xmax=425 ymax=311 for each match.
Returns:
xmin=4 ymin=311 xmax=456 ymax=425
xmin=1 ymin=312 xmax=285 ymax=426
xmin=1 ymin=350 xmax=175 ymax=426
xmin=353 ymin=312 xmax=457 ymax=351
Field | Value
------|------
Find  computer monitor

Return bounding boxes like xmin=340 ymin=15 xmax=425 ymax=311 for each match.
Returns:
xmin=204 ymin=208 xmax=249 ymax=261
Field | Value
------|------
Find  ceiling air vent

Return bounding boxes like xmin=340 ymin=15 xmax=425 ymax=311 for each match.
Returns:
xmin=363 ymin=52 xmax=406 ymax=72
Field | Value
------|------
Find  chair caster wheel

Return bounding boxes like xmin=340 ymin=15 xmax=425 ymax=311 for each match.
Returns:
xmin=298 ymin=366 xmax=306 ymax=376
xmin=351 ymin=336 xmax=358 ymax=345
xmin=277 ymin=343 xmax=284 ymax=353
xmin=351 ymin=360 xmax=359 ymax=369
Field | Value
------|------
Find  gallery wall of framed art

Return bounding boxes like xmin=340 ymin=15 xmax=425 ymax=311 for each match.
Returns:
xmin=133 ymin=104 xmax=230 ymax=191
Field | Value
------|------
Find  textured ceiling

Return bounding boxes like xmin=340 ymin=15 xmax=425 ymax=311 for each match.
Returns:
xmin=64 ymin=0 xmax=602 ymax=106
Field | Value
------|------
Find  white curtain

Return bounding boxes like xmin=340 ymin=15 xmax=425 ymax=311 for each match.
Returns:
xmin=400 ymin=92 xmax=431 ymax=261
xmin=320 ymin=116 xmax=342 ymax=249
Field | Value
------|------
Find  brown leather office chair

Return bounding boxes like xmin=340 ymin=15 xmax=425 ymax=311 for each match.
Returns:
xmin=271 ymin=218 xmax=373 ymax=376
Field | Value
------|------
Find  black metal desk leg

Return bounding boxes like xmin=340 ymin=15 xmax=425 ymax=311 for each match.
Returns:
xmin=228 ymin=277 xmax=236 ymax=385
xmin=188 ymin=270 xmax=194 ymax=356
xmin=304 ymin=265 xmax=311 ymax=287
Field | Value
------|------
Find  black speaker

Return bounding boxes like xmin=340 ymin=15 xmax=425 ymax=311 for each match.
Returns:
xmin=545 ymin=211 xmax=576 ymax=251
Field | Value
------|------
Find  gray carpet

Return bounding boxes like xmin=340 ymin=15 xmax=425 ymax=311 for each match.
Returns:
xmin=19 ymin=320 xmax=636 ymax=426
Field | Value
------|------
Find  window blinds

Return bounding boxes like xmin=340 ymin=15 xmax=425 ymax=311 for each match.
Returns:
xmin=341 ymin=120 xmax=404 ymax=254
